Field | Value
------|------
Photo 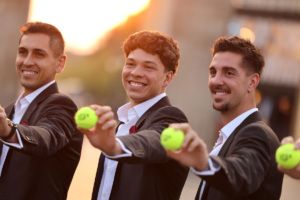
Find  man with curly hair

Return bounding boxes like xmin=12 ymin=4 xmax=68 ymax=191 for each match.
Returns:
xmin=80 ymin=31 xmax=189 ymax=200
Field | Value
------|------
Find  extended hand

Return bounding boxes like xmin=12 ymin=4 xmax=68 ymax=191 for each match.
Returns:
xmin=166 ymin=123 xmax=209 ymax=171
xmin=278 ymin=136 xmax=300 ymax=179
xmin=79 ymin=105 xmax=121 ymax=155
xmin=0 ymin=105 xmax=11 ymax=137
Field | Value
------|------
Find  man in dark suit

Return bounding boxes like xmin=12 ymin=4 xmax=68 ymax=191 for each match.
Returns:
xmin=0 ymin=22 xmax=83 ymax=200
xmin=80 ymin=31 xmax=189 ymax=200
xmin=167 ymin=36 xmax=283 ymax=200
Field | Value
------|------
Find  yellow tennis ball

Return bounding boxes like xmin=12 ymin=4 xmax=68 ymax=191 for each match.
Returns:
xmin=74 ymin=107 xmax=98 ymax=129
xmin=160 ymin=128 xmax=184 ymax=151
xmin=275 ymin=143 xmax=300 ymax=169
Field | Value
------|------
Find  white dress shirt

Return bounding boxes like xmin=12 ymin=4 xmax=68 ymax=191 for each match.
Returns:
xmin=0 ymin=80 xmax=55 ymax=176
xmin=193 ymin=108 xmax=258 ymax=199
xmin=97 ymin=93 xmax=166 ymax=200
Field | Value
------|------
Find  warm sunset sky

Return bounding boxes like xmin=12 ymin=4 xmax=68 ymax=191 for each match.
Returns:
xmin=28 ymin=0 xmax=150 ymax=55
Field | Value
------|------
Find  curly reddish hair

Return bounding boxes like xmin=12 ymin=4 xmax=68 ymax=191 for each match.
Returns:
xmin=123 ymin=30 xmax=180 ymax=73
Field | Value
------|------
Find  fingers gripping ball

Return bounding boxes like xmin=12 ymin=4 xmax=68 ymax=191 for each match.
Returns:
xmin=275 ymin=143 xmax=300 ymax=169
xmin=75 ymin=107 xmax=98 ymax=129
xmin=160 ymin=128 xmax=184 ymax=151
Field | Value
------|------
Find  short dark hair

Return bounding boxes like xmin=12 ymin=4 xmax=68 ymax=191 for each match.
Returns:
xmin=212 ymin=36 xmax=264 ymax=75
xmin=122 ymin=30 xmax=180 ymax=73
xmin=19 ymin=22 xmax=65 ymax=57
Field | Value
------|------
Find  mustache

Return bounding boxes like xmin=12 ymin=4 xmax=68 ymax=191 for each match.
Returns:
xmin=210 ymin=84 xmax=230 ymax=93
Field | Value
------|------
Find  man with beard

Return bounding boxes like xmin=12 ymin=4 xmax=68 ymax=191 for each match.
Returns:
xmin=166 ymin=36 xmax=283 ymax=200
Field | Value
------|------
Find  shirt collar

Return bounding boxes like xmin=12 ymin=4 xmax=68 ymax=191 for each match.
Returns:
xmin=117 ymin=93 xmax=166 ymax=123
xmin=15 ymin=80 xmax=56 ymax=107
xmin=220 ymin=108 xmax=258 ymax=139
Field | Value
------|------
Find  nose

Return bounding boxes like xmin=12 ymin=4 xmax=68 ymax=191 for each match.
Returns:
xmin=209 ymin=72 xmax=224 ymax=85
xmin=130 ymin=65 xmax=144 ymax=77
xmin=21 ymin=53 xmax=34 ymax=66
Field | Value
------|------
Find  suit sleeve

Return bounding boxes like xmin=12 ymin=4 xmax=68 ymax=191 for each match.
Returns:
xmin=11 ymin=94 xmax=81 ymax=156
xmin=200 ymin=123 xmax=280 ymax=197
xmin=116 ymin=106 xmax=188 ymax=164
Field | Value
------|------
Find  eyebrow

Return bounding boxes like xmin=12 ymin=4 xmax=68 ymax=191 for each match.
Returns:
xmin=126 ymin=58 xmax=157 ymax=66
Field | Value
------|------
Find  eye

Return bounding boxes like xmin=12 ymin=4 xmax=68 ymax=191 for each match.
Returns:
xmin=209 ymin=68 xmax=216 ymax=77
xmin=144 ymin=65 xmax=155 ymax=71
xmin=18 ymin=48 xmax=27 ymax=56
xmin=34 ymin=50 xmax=46 ymax=58
xmin=125 ymin=60 xmax=135 ymax=68
xmin=225 ymin=70 xmax=235 ymax=76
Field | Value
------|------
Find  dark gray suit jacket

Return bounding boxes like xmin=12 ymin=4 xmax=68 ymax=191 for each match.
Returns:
xmin=195 ymin=112 xmax=283 ymax=200
xmin=0 ymin=83 xmax=83 ymax=200
xmin=92 ymin=97 xmax=189 ymax=200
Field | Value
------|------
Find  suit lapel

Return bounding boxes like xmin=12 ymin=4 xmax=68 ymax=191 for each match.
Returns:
xmin=20 ymin=83 xmax=59 ymax=124
xmin=93 ymin=96 xmax=171 ymax=199
xmin=135 ymin=96 xmax=171 ymax=129
xmin=218 ymin=111 xmax=262 ymax=156
xmin=201 ymin=111 xmax=262 ymax=200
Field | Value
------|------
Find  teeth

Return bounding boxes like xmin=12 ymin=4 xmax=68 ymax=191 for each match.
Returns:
xmin=215 ymin=91 xmax=227 ymax=94
xmin=130 ymin=81 xmax=144 ymax=87
xmin=22 ymin=70 xmax=37 ymax=75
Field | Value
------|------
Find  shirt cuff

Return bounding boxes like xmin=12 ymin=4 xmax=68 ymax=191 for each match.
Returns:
xmin=191 ymin=157 xmax=221 ymax=176
xmin=0 ymin=129 xmax=23 ymax=149
xmin=103 ymin=138 xmax=132 ymax=159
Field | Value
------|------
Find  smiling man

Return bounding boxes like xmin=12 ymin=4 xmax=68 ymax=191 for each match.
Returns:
xmin=166 ymin=36 xmax=283 ymax=200
xmin=80 ymin=31 xmax=189 ymax=200
xmin=0 ymin=22 xmax=83 ymax=199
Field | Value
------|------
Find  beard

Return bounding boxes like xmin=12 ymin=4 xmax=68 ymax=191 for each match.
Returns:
xmin=213 ymin=102 xmax=229 ymax=112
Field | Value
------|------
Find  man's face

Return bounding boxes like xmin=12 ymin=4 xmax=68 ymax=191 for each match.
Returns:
xmin=16 ymin=33 xmax=65 ymax=95
xmin=122 ymin=48 xmax=173 ymax=105
xmin=208 ymin=52 xmax=257 ymax=114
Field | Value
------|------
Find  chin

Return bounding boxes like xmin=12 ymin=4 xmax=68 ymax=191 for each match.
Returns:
xmin=213 ymin=104 xmax=229 ymax=112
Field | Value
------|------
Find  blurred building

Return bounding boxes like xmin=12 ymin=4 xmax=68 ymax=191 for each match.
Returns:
xmin=139 ymin=0 xmax=300 ymax=147
xmin=0 ymin=0 xmax=29 ymax=105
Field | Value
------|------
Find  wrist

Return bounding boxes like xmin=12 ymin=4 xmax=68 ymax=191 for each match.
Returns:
xmin=111 ymin=142 xmax=122 ymax=155
xmin=194 ymin=157 xmax=209 ymax=171
xmin=1 ymin=119 xmax=16 ymax=140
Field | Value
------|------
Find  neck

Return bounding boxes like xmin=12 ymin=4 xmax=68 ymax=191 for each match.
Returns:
xmin=219 ymin=105 xmax=256 ymax=126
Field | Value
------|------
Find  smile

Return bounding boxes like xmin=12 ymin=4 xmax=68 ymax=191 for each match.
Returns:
xmin=129 ymin=81 xmax=146 ymax=87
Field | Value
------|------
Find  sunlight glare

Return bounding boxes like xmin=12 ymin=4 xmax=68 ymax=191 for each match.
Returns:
xmin=29 ymin=0 xmax=150 ymax=55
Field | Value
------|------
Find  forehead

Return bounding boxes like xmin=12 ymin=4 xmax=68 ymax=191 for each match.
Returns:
xmin=210 ymin=52 xmax=243 ymax=70
xmin=127 ymin=48 xmax=164 ymax=65
xmin=19 ymin=33 xmax=51 ymax=51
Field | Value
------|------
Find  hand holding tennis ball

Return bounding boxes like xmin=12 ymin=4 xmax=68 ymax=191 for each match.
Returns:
xmin=276 ymin=143 xmax=300 ymax=169
xmin=75 ymin=107 xmax=98 ymax=129
xmin=160 ymin=127 xmax=185 ymax=151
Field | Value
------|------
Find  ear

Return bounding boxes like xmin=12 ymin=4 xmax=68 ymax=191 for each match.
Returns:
xmin=248 ymin=73 xmax=260 ymax=93
xmin=163 ymin=71 xmax=174 ymax=88
xmin=56 ymin=54 xmax=67 ymax=73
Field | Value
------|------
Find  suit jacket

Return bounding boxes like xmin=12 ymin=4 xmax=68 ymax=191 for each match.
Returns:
xmin=0 ymin=83 xmax=83 ymax=200
xmin=92 ymin=97 xmax=189 ymax=200
xmin=195 ymin=112 xmax=283 ymax=200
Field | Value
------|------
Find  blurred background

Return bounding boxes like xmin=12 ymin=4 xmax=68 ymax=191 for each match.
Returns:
xmin=1 ymin=0 xmax=300 ymax=199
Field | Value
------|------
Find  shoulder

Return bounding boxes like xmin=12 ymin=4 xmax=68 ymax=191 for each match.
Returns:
xmin=237 ymin=121 xmax=280 ymax=147
xmin=150 ymin=105 xmax=188 ymax=123
xmin=37 ymin=92 xmax=78 ymax=114
xmin=44 ymin=93 xmax=76 ymax=107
